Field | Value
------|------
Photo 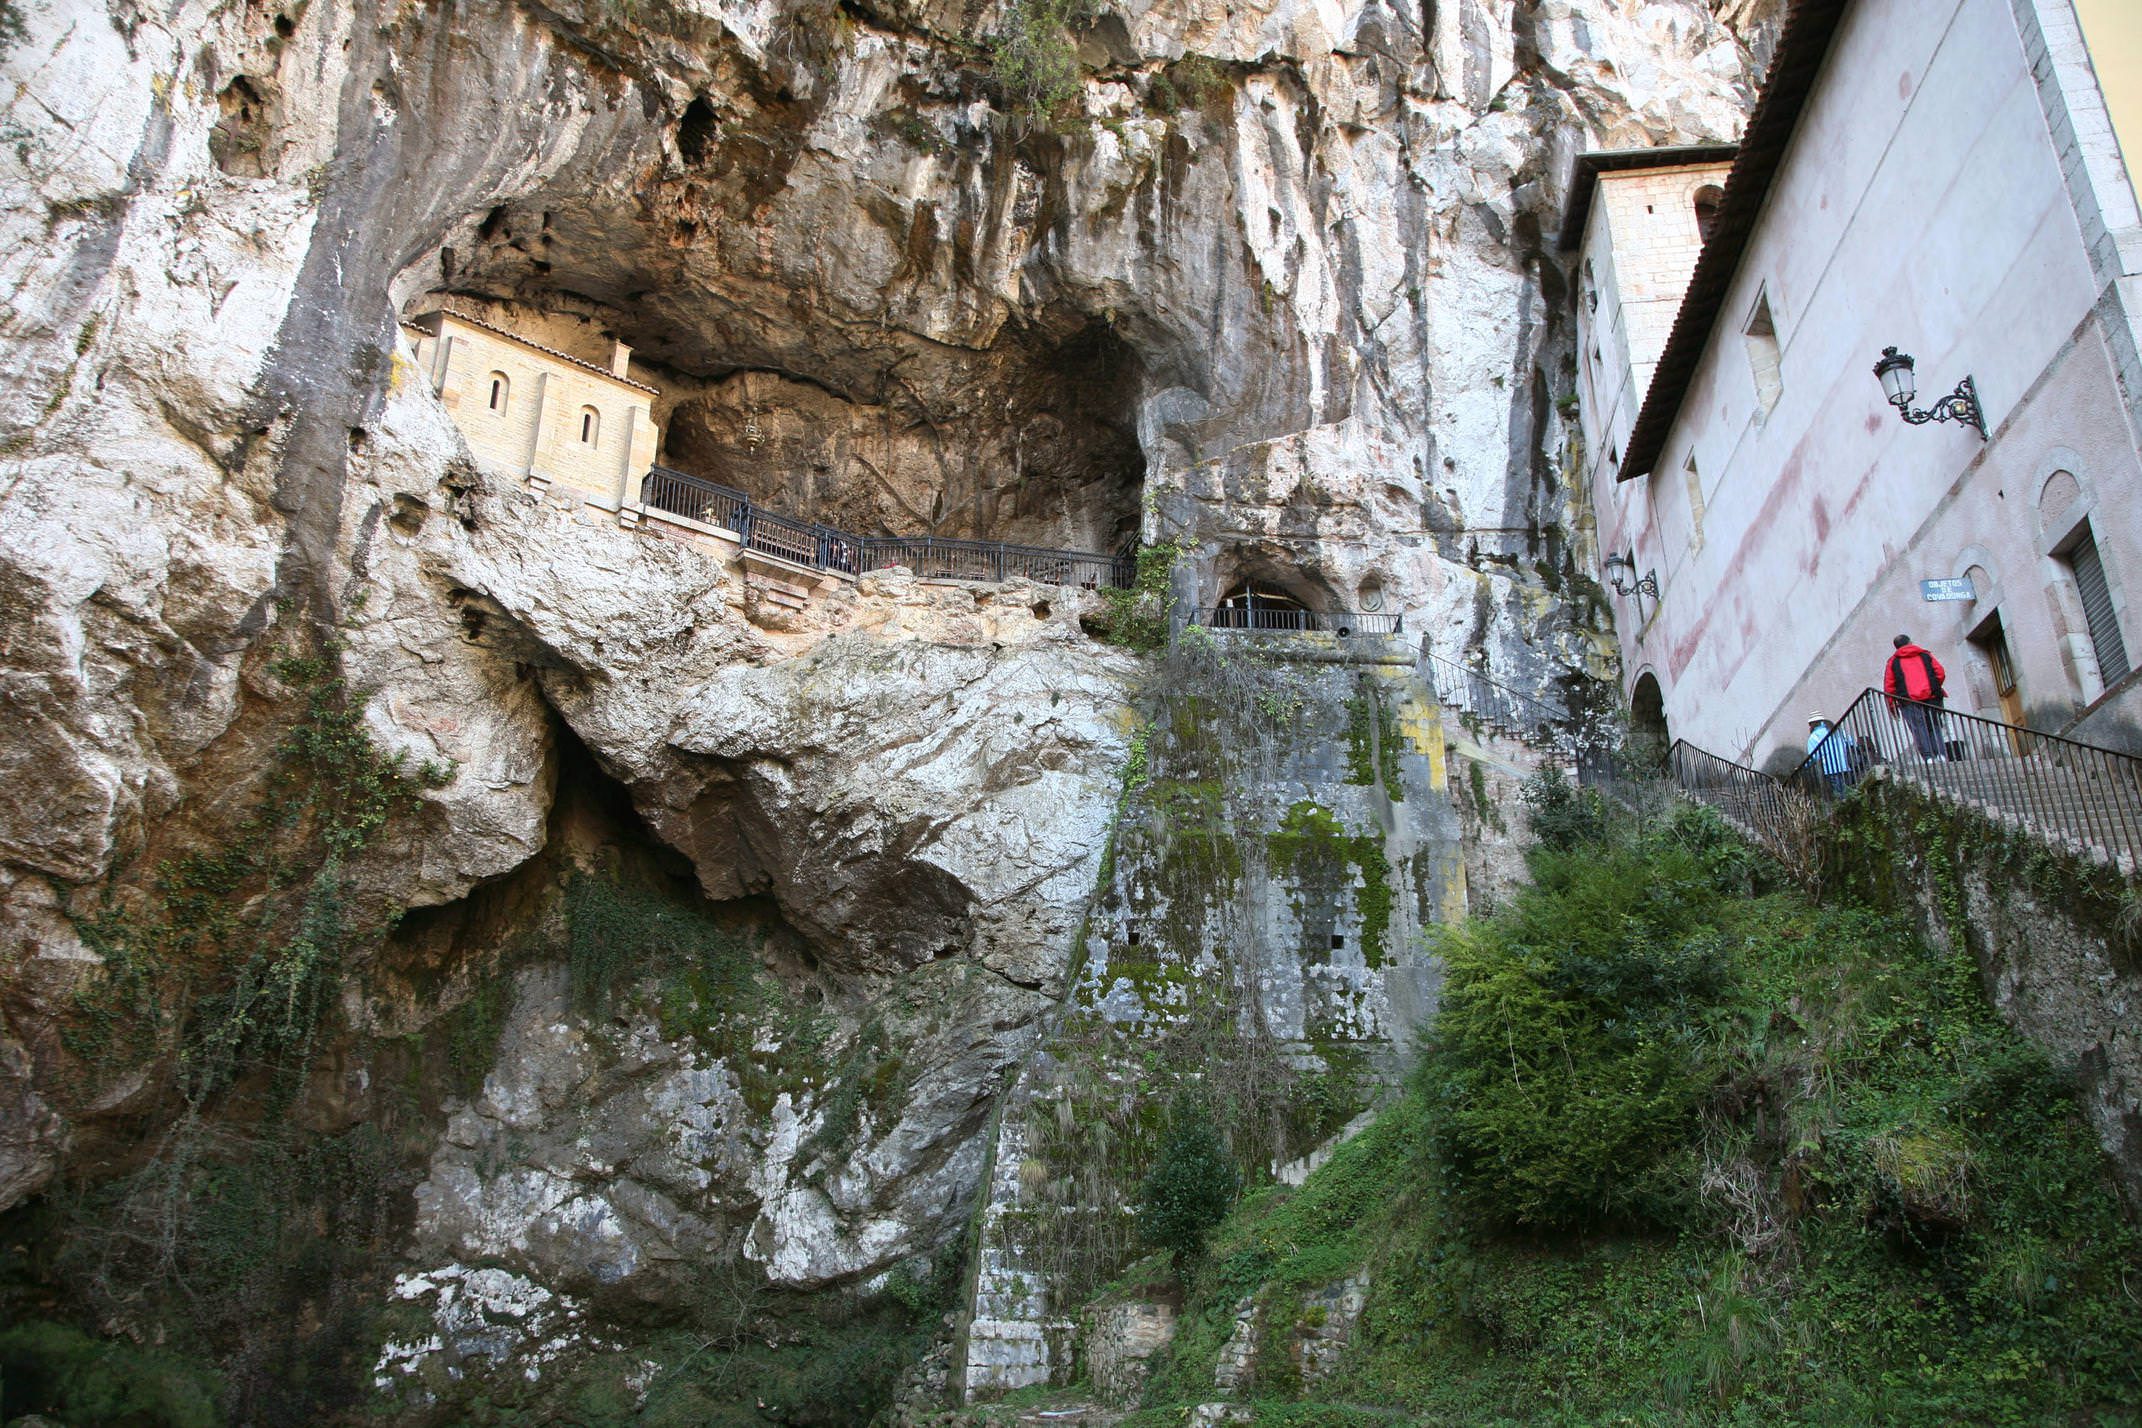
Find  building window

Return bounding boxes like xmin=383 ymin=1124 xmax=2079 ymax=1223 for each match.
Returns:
xmin=1682 ymin=451 xmax=1706 ymax=554
xmin=2060 ymin=523 xmax=2130 ymax=687
xmin=488 ymin=372 xmax=509 ymax=413
xmin=1692 ymin=185 xmax=1724 ymax=243
xmin=1743 ymin=291 xmax=1783 ymax=419
xmin=580 ymin=407 xmax=600 ymax=445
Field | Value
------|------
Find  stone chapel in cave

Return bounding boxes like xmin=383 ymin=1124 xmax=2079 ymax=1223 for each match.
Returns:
xmin=403 ymin=307 xmax=661 ymax=511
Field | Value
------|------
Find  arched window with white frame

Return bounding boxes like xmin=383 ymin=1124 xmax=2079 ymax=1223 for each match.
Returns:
xmin=579 ymin=406 xmax=601 ymax=446
xmin=488 ymin=372 xmax=509 ymax=414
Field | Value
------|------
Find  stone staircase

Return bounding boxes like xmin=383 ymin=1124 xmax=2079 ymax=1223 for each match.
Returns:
xmin=1671 ymin=691 xmax=2142 ymax=880
xmin=958 ymin=1100 xmax=1073 ymax=1399
xmin=1905 ymin=756 xmax=2142 ymax=876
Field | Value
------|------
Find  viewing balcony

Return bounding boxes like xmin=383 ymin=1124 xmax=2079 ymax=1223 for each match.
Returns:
xmin=638 ymin=465 xmax=1135 ymax=589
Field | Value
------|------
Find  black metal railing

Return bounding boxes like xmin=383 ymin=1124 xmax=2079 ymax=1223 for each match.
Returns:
xmin=856 ymin=536 xmax=1133 ymax=590
xmin=1418 ymin=647 xmax=1628 ymax=785
xmin=1421 ymin=650 xmax=1579 ymax=745
xmin=637 ymin=466 xmax=1132 ymax=589
xmin=1190 ymin=607 xmax=1405 ymax=636
xmin=1789 ymin=688 xmax=2142 ymax=871
xmin=643 ymin=465 xmax=749 ymax=532
xmin=1666 ymin=688 xmax=2142 ymax=875
xmin=1668 ymin=740 xmax=1825 ymax=866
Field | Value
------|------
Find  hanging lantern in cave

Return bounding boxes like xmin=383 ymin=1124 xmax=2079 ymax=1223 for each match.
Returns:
xmin=743 ymin=412 xmax=764 ymax=450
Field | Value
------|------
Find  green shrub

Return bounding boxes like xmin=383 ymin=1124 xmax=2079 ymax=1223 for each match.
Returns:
xmin=1147 ymin=52 xmax=1230 ymax=113
xmin=1088 ymin=540 xmax=1181 ymax=654
xmin=989 ymin=0 xmax=1093 ymax=120
xmin=1137 ymin=1102 xmax=1242 ymax=1266
xmin=1517 ymin=765 xmax=1605 ymax=852
xmin=0 ymin=1320 xmax=221 ymax=1427
xmin=1423 ymin=835 xmax=1732 ymax=1231
xmin=1124 ymin=805 xmax=2142 ymax=1425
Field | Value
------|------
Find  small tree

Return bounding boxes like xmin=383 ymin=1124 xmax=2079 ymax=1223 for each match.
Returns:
xmin=1519 ymin=765 xmax=1607 ymax=852
xmin=1137 ymin=1103 xmax=1241 ymax=1267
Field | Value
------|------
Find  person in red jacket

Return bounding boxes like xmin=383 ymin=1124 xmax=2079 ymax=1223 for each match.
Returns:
xmin=1884 ymin=633 xmax=1950 ymax=759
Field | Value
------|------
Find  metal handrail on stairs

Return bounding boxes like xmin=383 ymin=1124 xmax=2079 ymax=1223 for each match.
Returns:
xmin=1670 ymin=688 xmax=2142 ymax=874
xmin=1419 ymin=648 xmax=1618 ymax=777
xmin=1668 ymin=741 xmax=1826 ymax=866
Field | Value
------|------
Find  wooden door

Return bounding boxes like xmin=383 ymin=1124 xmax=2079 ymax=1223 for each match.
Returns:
xmin=1973 ymin=616 xmax=2026 ymax=754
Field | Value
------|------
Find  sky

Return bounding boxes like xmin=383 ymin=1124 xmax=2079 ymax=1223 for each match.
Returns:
xmin=2075 ymin=0 xmax=2141 ymax=184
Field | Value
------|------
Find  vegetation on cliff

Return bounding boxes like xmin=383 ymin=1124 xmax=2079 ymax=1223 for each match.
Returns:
xmin=1122 ymin=783 xmax=2142 ymax=1424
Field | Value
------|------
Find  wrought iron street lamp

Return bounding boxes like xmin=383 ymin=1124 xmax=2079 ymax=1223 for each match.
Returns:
xmin=1872 ymin=346 xmax=1987 ymax=438
xmin=1603 ymin=551 xmax=1658 ymax=601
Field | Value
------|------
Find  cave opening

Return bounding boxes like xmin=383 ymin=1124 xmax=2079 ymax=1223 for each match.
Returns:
xmin=374 ymin=708 xmax=827 ymax=1033
xmin=398 ymin=195 xmax=1148 ymax=562
xmin=677 ymin=96 xmax=718 ymax=167
xmin=1203 ymin=549 xmax=1339 ymax=631
xmin=1212 ymin=579 xmax=1312 ymax=630
xmin=654 ymin=317 xmax=1146 ymax=554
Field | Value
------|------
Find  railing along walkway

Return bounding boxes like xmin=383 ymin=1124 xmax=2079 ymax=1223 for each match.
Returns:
xmin=1669 ymin=741 xmax=1827 ymax=865
xmin=1188 ymin=607 xmax=1404 ymax=636
xmin=1669 ymin=688 xmax=2142 ymax=876
xmin=1419 ymin=648 xmax=1616 ymax=770
xmin=639 ymin=465 xmax=1135 ymax=589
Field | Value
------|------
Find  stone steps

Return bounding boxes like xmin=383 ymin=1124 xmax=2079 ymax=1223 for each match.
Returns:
xmin=1886 ymin=764 xmax=2141 ymax=875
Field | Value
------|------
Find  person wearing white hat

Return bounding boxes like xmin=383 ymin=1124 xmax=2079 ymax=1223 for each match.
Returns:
xmin=1806 ymin=711 xmax=1861 ymax=799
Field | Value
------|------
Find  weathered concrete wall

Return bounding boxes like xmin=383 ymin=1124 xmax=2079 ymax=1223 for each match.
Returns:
xmin=1590 ymin=0 xmax=2142 ymax=766
xmin=957 ymin=631 xmax=1463 ymax=1398
xmin=2063 ymin=665 xmax=2142 ymax=754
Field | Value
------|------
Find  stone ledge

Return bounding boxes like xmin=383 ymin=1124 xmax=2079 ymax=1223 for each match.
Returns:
xmin=741 ymin=547 xmax=851 ymax=588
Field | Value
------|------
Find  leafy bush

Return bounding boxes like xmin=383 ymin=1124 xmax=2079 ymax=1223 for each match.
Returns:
xmin=1138 ymin=1102 xmax=1242 ymax=1266
xmin=1087 ymin=539 xmax=1181 ymax=654
xmin=1517 ymin=765 xmax=1605 ymax=852
xmin=0 ymin=1321 xmax=221 ymax=1428
xmin=1423 ymin=835 xmax=1731 ymax=1230
xmin=32 ymin=1120 xmax=409 ymax=1422
xmin=1146 ymin=52 xmax=1230 ymax=113
xmin=1126 ymin=806 xmax=2142 ymax=1425
xmin=989 ymin=0 xmax=1093 ymax=120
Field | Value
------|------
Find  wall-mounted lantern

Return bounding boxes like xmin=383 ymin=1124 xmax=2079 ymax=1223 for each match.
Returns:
xmin=1872 ymin=347 xmax=1987 ymax=438
xmin=1603 ymin=551 xmax=1658 ymax=601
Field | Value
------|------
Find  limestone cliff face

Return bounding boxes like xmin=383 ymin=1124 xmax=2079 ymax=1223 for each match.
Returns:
xmin=0 ymin=0 xmax=1767 ymax=1405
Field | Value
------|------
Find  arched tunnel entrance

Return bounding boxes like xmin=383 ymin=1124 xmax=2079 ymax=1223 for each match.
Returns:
xmin=1631 ymin=671 xmax=1670 ymax=767
xmin=1212 ymin=579 xmax=1312 ymax=630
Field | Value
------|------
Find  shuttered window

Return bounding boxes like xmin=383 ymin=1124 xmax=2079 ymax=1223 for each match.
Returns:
xmin=2068 ymin=529 xmax=2131 ymax=686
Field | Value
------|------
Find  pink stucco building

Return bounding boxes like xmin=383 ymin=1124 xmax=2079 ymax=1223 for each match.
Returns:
xmin=1569 ymin=0 xmax=2142 ymax=768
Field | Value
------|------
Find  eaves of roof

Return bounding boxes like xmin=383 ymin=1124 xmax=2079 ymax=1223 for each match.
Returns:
xmin=1619 ymin=0 xmax=1854 ymax=481
xmin=1555 ymin=145 xmax=1741 ymax=254
xmin=419 ymin=307 xmax=661 ymax=396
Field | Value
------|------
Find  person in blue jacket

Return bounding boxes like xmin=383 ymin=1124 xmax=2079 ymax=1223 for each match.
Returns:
xmin=1807 ymin=713 xmax=1862 ymax=799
